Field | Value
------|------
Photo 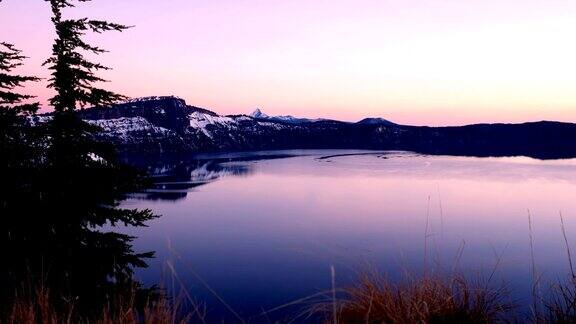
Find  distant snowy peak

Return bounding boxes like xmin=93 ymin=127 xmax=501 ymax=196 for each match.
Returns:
xmin=249 ymin=108 xmax=324 ymax=124
xmin=250 ymin=108 xmax=270 ymax=119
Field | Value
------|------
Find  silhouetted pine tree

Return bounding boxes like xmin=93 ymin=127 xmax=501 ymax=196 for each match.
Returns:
xmin=0 ymin=42 xmax=50 ymax=314
xmin=0 ymin=42 xmax=45 ymax=233
xmin=44 ymin=0 xmax=132 ymax=165
xmin=44 ymin=0 xmax=129 ymax=112
xmin=0 ymin=42 xmax=41 ymax=168
xmin=42 ymin=0 xmax=155 ymax=228
xmin=0 ymin=0 xmax=158 ymax=316
xmin=0 ymin=42 xmax=39 ymax=114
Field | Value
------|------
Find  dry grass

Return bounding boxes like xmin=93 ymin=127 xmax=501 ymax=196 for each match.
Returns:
xmin=538 ymin=212 xmax=576 ymax=324
xmin=8 ymin=270 xmax=576 ymax=323
xmin=544 ymin=279 xmax=576 ymax=323
xmin=319 ymin=273 xmax=514 ymax=324
xmin=3 ymin=286 xmax=193 ymax=324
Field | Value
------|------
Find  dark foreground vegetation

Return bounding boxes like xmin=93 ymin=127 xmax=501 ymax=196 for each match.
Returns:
xmin=4 ymin=268 xmax=576 ymax=323
xmin=1 ymin=0 xmax=157 ymax=320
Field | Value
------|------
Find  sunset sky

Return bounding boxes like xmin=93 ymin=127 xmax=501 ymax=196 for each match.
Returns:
xmin=2 ymin=0 xmax=576 ymax=125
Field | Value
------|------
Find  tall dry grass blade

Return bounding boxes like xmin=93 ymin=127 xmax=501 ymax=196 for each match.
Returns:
xmin=560 ymin=211 xmax=575 ymax=279
xmin=527 ymin=209 xmax=542 ymax=321
xmin=424 ymin=195 xmax=431 ymax=277
xmin=165 ymin=261 xmax=207 ymax=324
xmin=167 ymin=237 xmax=177 ymax=321
xmin=437 ymin=184 xmax=445 ymax=239
xmin=487 ymin=242 xmax=508 ymax=286
xmin=169 ymin=249 xmax=246 ymax=324
xmin=259 ymin=289 xmax=332 ymax=316
xmin=452 ymin=239 xmax=466 ymax=274
xmin=430 ymin=185 xmax=444 ymax=272
xmin=259 ymin=306 xmax=273 ymax=324
xmin=331 ymin=265 xmax=338 ymax=324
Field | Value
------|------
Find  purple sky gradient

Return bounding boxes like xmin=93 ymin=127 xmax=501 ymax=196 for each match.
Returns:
xmin=2 ymin=0 xmax=576 ymax=125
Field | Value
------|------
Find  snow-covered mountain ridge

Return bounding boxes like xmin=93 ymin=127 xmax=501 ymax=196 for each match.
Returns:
xmin=56 ymin=96 xmax=576 ymax=159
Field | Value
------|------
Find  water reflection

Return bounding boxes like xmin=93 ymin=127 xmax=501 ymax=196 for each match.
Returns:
xmin=125 ymin=152 xmax=300 ymax=201
xmin=126 ymin=161 xmax=251 ymax=201
xmin=119 ymin=150 xmax=576 ymax=321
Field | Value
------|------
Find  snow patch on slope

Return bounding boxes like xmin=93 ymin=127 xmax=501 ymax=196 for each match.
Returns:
xmin=87 ymin=117 xmax=176 ymax=140
xmin=123 ymin=96 xmax=185 ymax=104
xmin=189 ymin=111 xmax=238 ymax=138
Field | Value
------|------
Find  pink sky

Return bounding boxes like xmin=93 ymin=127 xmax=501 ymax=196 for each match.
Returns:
xmin=2 ymin=0 xmax=576 ymax=126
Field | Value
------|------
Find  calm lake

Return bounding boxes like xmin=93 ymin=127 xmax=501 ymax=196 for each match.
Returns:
xmin=119 ymin=150 xmax=576 ymax=321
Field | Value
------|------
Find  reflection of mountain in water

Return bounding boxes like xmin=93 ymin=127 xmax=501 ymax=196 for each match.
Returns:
xmin=128 ymin=161 xmax=253 ymax=201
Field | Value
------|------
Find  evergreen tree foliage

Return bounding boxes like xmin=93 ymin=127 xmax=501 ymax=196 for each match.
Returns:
xmin=43 ymin=0 xmax=132 ymax=166
xmin=0 ymin=0 xmax=158 ymax=316
xmin=0 ymin=42 xmax=42 ymax=169
xmin=0 ymin=42 xmax=39 ymax=115
xmin=44 ymin=0 xmax=130 ymax=112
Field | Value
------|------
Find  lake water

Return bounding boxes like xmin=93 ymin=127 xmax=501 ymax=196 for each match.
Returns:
xmin=120 ymin=150 xmax=576 ymax=321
